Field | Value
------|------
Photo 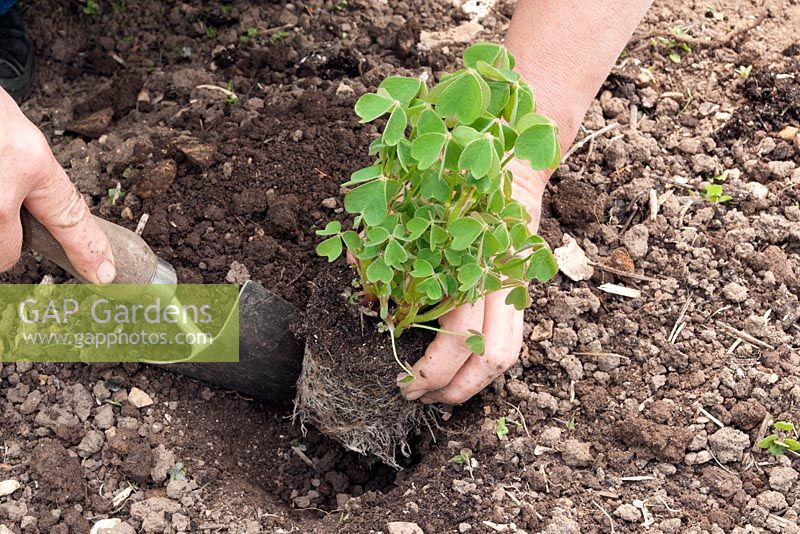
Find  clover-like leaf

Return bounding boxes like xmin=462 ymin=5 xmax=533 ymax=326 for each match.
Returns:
xmin=435 ymin=72 xmax=484 ymax=125
xmin=410 ymin=259 xmax=434 ymax=278
xmin=416 ymin=108 xmax=447 ymax=136
xmin=527 ymin=247 xmax=558 ymax=282
xmin=379 ymin=76 xmax=422 ymax=107
xmin=466 ymin=333 xmax=485 ymax=356
xmin=344 ymin=178 xmax=401 ymax=226
xmin=406 ymin=217 xmax=431 ymax=241
xmin=411 ymin=133 xmax=447 ymax=169
xmin=316 ymin=236 xmax=342 ymax=262
xmin=786 ymin=439 xmax=800 ymax=452
xmin=316 ymin=220 xmax=341 ymax=236
xmin=366 ymin=258 xmax=394 ymax=284
xmin=463 ymin=42 xmax=503 ymax=69
xmin=429 ymin=224 xmax=448 ymax=251
xmin=418 ymin=276 xmax=443 ymax=301
xmin=366 ymin=226 xmax=390 ymax=245
xmin=774 ymin=421 xmax=796 ymax=432
xmin=383 ymin=105 xmax=407 ymax=146
xmin=459 ymin=137 xmax=493 ymax=179
xmin=341 ymin=230 xmax=362 ymax=253
xmin=457 ymin=263 xmax=483 ymax=291
xmin=384 ymin=239 xmax=409 ymax=268
xmin=343 ymin=165 xmax=382 ymax=186
xmin=515 ymin=123 xmax=560 ymax=170
xmin=355 ymin=93 xmax=394 ymax=122
xmin=449 ymin=217 xmax=484 ymax=250
xmin=505 ymin=285 xmax=531 ymax=310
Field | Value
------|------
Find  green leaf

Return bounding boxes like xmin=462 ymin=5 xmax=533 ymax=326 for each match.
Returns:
xmin=344 ymin=178 xmax=401 ymax=226
xmin=406 ymin=217 xmax=431 ymax=240
xmin=384 ymin=239 xmax=408 ymax=268
xmin=515 ymin=124 xmax=560 ymax=170
xmin=505 ymin=285 xmax=531 ymax=310
xmin=515 ymin=112 xmax=554 ymax=132
xmin=383 ymin=105 xmax=407 ymax=146
xmin=418 ymin=277 xmax=443 ymax=301
xmin=416 ymin=108 xmax=446 ymax=136
xmin=436 ymin=72 xmax=484 ymax=124
xmin=411 ymin=133 xmax=447 ymax=169
xmin=397 ymin=139 xmax=413 ymax=171
xmin=774 ymin=421 xmax=795 ymax=432
xmin=527 ymin=247 xmax=558 ymax=282
xmin=487 ymin=81 xmax=511 ymax=116
xmin=379 ymin=76 xmax=422 ymax=107
xmin=417 ymin=249 xmax=442 ymax=269
xmin=476 ymin=60 xmax=512 ymax=81
xmin=420 ymin=173 xmax=449 ymax=202
xmin=449 ymin=218 xmax=484 ymax=250
xmin=785 ymin=438 xmax=800 ymax=452
xmin=466 ymin=333 xmax=485 ymax=355
xmin=463 ymin=42 xmax=503 ymax=68
xmin=343 ymin=165 xmax=382 ymax=186
xmin=457 ymin=263 xmax=483 ymax=291
xmin=451 ymin=125 xmax=481 ymax=146
xmin=316 ymin=236 xmax=342 ymax=262
xmin=410 ymin=259 xmax=434 ymax=278
xmin=429 ymin=224 xmax=448 ymax=251
xmin=459 ymin=137 xmax=493 ymax=179
xmin=366 ymin=226 xmax=390 ymax=245
xmin=316 ymin=220 xmax=341 ymax=236
xmin=366 ymin=258 xmax=394 ymax=284
xmin=495 ymin=417 xmax=509 ymax=440
xmin=341 ymin=230 xmax=361 ymax=253
xmin=759 ymin=435 xmax=777 ymax=449
xmin=355 ymin=93 xmax=393 ymax=122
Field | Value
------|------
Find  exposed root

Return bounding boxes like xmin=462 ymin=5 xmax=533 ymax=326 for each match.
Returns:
xmin=293 ymin=344 xmax=429 ymax=469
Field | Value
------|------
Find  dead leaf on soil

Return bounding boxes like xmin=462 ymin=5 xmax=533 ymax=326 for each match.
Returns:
xmin=66 ymin=107 xmax=113 ymax=138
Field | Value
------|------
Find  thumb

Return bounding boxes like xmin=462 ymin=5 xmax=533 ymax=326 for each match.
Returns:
xmin=24 ymin=157 xmax=116 ymax=285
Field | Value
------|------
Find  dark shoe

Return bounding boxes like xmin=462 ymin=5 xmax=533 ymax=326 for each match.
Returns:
xmin=0 ymin=5 xmax=34 ymax=102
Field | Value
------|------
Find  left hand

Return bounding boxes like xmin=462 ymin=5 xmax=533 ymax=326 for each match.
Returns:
xmin=400 ymin=159 xmax=551 ymax=404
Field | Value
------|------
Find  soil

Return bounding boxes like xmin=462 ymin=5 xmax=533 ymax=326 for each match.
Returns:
xmin=1 ymin=0 xmax=799 ymax=532
xmin=295 ymin=263 xmax=433 ymax=469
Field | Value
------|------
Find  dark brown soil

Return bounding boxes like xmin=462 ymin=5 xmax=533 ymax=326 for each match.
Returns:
xmin=295 ymin=263 xmax=433 ymax=468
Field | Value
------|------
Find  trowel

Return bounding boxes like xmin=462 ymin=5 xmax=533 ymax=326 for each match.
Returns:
xmin=20 ymin=209 xmax=303 ymax=403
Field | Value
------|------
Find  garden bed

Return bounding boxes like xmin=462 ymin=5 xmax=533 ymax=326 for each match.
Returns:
xmin=1 ymin=0 xmax=799 ymax=532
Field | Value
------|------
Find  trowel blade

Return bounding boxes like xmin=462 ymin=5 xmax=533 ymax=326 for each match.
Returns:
xmin=164 ymin=281 xmax=303 ymax=402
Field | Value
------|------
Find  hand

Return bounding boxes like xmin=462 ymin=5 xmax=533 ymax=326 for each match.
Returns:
xmin=0 ymin=88 xmax=116 ymax=283
xmin=400 ymin=159 xmax=550 ymax=404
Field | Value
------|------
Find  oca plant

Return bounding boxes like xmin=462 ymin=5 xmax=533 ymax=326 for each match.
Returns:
xmin=316 ymin=43 xmax=559 ymax=374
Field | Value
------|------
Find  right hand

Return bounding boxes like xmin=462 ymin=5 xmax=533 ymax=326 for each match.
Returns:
xmin=0 ymin=87 xmax=116 ymax=284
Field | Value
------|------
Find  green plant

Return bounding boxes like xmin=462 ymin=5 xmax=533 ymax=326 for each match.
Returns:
xmin=239 ymin=27 xmax=258 ymax=44
xmin=737 ymin=65 xmax=753 ymax=78
xmin=316 ymin=43 xmax=559 ymax=375
xmin=653 ymin=27 xmax=692 ymax=63
xmin=759 ymin=421 xmax=800 ymax=457
xmin=224 ymin=80 xmax=239 ymax=106
xmin=270 ymin=30 xmax=291 ymax=43
xmin=83 ymin=0 xmax=100 ymax=15
xmin=205 ymin=26 xmax=218 ymax=39
xmin=700 ymin=183 xmax=732 ymax=204
xmin=220 ymin=4 xmax=232 ymax=15
xmin=495 ymin=417 xmax=510 ymax=440
xmin=333 ymin=0 xmax=349 ymax=11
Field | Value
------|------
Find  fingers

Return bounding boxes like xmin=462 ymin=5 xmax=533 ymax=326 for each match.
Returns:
xmin=399 ymin=299 xmax=485 ymax=401
xmin=0 ymin=191 xmax=25 ymax=273
xmin=420 ymin=289 xmax=524 ymax=404
xmin=24 ymin=157 xmax=116 ymax=284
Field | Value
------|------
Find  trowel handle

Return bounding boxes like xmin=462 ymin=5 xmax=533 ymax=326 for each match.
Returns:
xmin=20 ymin=208 xmax=176 ymax=286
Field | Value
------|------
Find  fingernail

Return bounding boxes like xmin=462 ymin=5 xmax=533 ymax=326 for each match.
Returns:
xmin=96 ymin=260 xmax=117 ymax=284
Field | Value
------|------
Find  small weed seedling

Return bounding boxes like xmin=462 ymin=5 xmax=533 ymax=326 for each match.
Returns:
xmin=83 ymin=0 xmax=100 ymax=15
xmin=652 ymin=27 xmax=692 ymax=64
xmin=700 ymin=183 xmax=732 ymax=204
xmin=240 ymin=27 xmax=258 ymax=44
xmin=759 ymin=421 xmax=800 ymax=457
xmin=737 ymin=65 xmax=753 ymax=78
xmin=495 ymin=417 xmax=510 ymax=440
xmin=316 ymin=43 xmax=560 ymax=376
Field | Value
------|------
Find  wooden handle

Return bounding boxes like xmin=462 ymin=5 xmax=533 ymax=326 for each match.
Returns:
xmin=20 ymin=208 xmax=171 ymax=285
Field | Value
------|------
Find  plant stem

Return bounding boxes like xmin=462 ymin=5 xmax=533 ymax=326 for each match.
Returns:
xmin=389 ymin=327 xmax=414 ymax=375
xmin=410 ymin=324 xmax=470 ymax=337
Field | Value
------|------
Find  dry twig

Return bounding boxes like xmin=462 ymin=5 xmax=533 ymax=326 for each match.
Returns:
xmin=629 ymin=11 xmax=768 ymax=50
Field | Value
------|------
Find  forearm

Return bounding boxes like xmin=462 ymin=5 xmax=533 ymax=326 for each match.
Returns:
xmin=506 ymin=0 xmax=653 ymax=153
